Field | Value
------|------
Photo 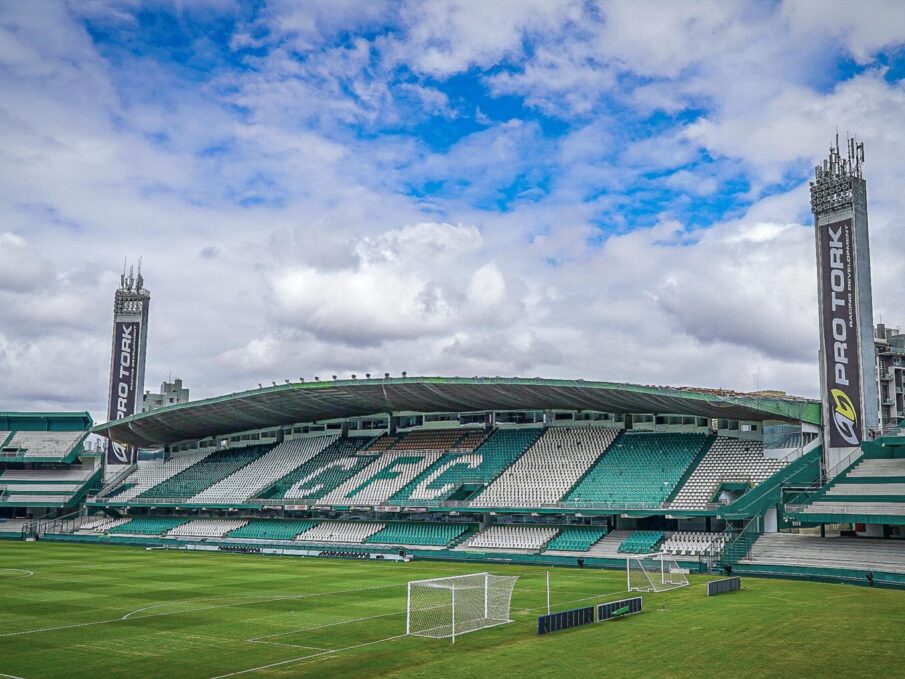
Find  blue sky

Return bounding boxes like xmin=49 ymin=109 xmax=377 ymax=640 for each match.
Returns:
xmin=1 ymin=0 xmax=904 ymax=419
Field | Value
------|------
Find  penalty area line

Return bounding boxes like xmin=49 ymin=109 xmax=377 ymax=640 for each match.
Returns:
xmin=246 ymin=640 xmax=331 ymax=651
xmin=247 ymin=610 xmax=404 ymax=641
xmin=209 ymin=634 xmax=409 ymax=679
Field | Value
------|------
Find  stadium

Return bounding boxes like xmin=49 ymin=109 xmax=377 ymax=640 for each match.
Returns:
xmin=2 ymin=373 xmax=904 ymax=677
xmin=2 ymin=5 xmax=905 ymax=677
xmin=1 ymin=146 xmax=904 ymax=678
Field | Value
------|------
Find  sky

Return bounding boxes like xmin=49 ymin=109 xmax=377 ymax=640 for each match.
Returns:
xmin=1 ymin=0 xmax=904 ymax=423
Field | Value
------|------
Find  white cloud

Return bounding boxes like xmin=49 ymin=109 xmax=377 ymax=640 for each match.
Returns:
xmin=1 ymin=0 xmax=904 ymax=423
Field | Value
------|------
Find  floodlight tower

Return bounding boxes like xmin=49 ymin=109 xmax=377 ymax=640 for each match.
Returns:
xmin=809 ymin=136 xmax=878 ymax=472
xmin=105 ymin=259 xmax=151 ymax=467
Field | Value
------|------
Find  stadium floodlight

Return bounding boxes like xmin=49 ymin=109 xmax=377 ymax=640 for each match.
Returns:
xmin=258 ymin=383 xmax=262 ymax=388
xmin=384 ymin=372 xmax=390 ymax=378
xmin=272 ymin=381 xmax=277 ymax=387
xmin=284 ymin=379 xmax=290 ymax=384
xmin=402 ymin=371 xmax=407 ymax=377
xmin=332 ymin=375 xmax=338 ymax=380
xmin=314 ymin=376 xmax=320 ymax=381
xmin=366 ymin=373 xmax=371 ymax=378
xmin=351 ymin=374 xmax=357 ymax=379
xmin=407 ymin=573 xmax=519 ymax=644
xmin=299 ymin=377 xmax=304 ymax=382
xmin=626 ymin=553 xmax=689 ymax=593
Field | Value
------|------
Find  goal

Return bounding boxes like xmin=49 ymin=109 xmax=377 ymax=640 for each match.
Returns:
xmin=626 ymin=553 xmax=689 ymax=592
xmin=407 ymin=573 xmax=519 ymax=643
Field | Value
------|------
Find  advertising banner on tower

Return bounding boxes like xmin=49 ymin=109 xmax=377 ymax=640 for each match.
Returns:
xmin=817 ymin=218 xmax=864 ymax=448
xmin=106 ymin=320 xmax=141 ymax=465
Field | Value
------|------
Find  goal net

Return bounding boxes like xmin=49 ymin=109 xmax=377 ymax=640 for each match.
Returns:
xmin=627 ymin=553 xmax=689 ymax=592
xmin=407 ymin=573 xmax=519 ymax=642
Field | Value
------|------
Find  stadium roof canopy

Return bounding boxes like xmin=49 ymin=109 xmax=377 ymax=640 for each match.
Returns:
xmin=93 ymin=377 xmax=821 ymax=448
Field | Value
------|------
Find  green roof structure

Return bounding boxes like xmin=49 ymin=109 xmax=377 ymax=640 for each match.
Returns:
xmin=93 ymin=376 xmax=820 ymax=449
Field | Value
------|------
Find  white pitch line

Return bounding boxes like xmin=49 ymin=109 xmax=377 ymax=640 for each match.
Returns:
xmin=0 ymin=569 xmax=33 ymax=580
xmin=209 ymin=634 xmax=408 ymax=679
xmin=0 ymin=672 xmax=27 ymax=679
xmin=121 ymin=581 xmax=404 ymax=620
xmin=0 ymin=582 xmax=406 ymax=638
xmin=246 ymin=640 xmax=331 ymax=651
xmin=248 ymin=610 xmax=404 ymax=641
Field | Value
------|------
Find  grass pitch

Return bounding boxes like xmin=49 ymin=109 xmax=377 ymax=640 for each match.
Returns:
xmin=1 ymin=542 xmax=903 ymax=678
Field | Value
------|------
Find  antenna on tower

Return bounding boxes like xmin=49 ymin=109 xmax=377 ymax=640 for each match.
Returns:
xmin=136 ymin=257 xmax=144 ymax=292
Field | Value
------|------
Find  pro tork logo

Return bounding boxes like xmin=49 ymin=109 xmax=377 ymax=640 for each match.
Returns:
xmin=830 ymin=388 xmax=859 ymax=446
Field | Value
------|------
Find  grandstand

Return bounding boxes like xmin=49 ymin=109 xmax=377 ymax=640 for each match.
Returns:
xmin=564 ymin=431 xmax=708 ymax=508
xmin=0 ymin=376 xmax=886 ymax=589
xmin=474 ymin=426 xmax=618 ymax=506
xmin=668 ymin=438 xmax=787 ymax=509
xmin=0 ymin=412 xmax=97 ymax=520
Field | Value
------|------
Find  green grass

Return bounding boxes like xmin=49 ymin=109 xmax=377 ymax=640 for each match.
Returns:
xmin=1 ymin=542 xmax=903 ymax=678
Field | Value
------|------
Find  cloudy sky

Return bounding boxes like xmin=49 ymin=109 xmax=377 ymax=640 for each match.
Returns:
xmin=1 ymin=1 xmax=904 ymax=422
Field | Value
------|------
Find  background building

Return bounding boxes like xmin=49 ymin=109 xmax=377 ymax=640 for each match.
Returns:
xmin=875 ymin=323 xmax=905 ymax=429
xmin=143 ymin=378 xmax=190 ymax=412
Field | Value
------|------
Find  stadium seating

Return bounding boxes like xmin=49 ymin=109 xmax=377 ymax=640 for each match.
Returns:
xmin=661 ymin=531 xmax=726 ymax=556
xmin=190 ymin=436 xmax=337 ymax=504
xmin=543 ymin=527 xmax=607 ymax=552
xmin=845 ymin=458 xmax=905 ymax=477
xmin=390 ymin=428 xmax=543 ymax=504
xmin=741 ymin=533 xmax=905 ymax=575
xmin=0 ymin=518 xmax=30 ymax=535
xmin=461 ymin=525 xmax=558 ymax=551
xmin=1 ymin=493 xmax=73 ymax=504
xmin=295 ymin=521 xmax=385 ymax=543
xmin=109 ymin=517 xmax=190 ymax=535
xmin=566 ymin=433 xmax=709 ymax=507
xmin=790 ymin=455 xmax=905 ymax=521
xmin=365 ymin=522 xmax=470 ymax=546
xmin=0 ymin=467 xmax=94 ymax=483
xmin=367 ymin=430 xmax=484 ymax=452
xmin=78 ymin=516 xmax=131 ymax=533
xmin=669 ymin=438 xmax=785 ymax=509
xmin=99 ymin=451 xmax=212 ymax=502
xmin=2 ymin=431 xmax=84 ymax=459
xmin=322 ymin=451 xmax=443 ymax=504
xmin=264 ymin=437 xmax=376 ymax=500
xmin=475 ymin=427 xmax=619 ymax=507
xmin=167 ymin=519 xmax=248 ymax=538
xmin=824 ymin=483 xmax=905 ymax=496
xmin=226 ymin=519 xmax=318 ymax=540
xmin=138 ymin=446 xmax=270 ymax=499
xmin=617 ymin=530 xmax=664 ymax=554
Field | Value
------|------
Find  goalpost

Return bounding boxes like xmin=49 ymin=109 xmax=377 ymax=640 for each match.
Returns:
xmin=407 ymin=573 xmax=519 ymax=643
xmin=626 ymin=553 xmax=689 ymax=593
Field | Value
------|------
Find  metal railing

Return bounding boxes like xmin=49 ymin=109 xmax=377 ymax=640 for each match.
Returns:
xmin=94 ymin=463 xmax=137 ymax=498
xmin=825 ymin=447 xmax=863 ymax=481
xmin=25 ymin=510 xmax=83 ymax=538
xmin=719 ymin=515 xmax=762 ymax=565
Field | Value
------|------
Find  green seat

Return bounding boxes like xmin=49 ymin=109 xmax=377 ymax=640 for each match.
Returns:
xmin=365 ymin=522 xmax=470 ymax=546
xmin=545 ymin=528 xmax=607 ymax=551
xmin=226 ymin=520 xmax=318 ymax=540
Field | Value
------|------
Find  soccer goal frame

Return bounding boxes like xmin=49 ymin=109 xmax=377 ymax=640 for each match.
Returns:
xmin=626 ymin=553 xmax=689 ymax=593
xmin=407 ymin=572 xmax=519 ymax=643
